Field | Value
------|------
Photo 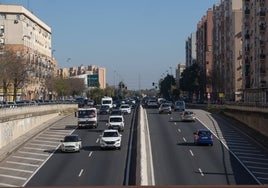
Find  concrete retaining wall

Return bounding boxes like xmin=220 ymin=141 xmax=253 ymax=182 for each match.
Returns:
xmin=223 ymin=109 xmax=268 ymax=137
xmin=0 ymin=104 xmax=77 ymax=149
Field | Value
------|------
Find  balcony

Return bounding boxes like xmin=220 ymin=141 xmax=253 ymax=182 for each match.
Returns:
xmin=259 ymin=23 xmax=266 ymax=31
xmin=260 ymin=67 xmax=266 ymax=74
xmin=260 ymin=53 xmax=266 ymax=59
xmin=244 ymin=8 xmax=250 ymax=15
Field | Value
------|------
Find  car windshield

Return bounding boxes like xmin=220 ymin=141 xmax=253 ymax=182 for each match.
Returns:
xmin=78 ymin=110 xmax=95 ymax=118
xmin=110 ymin=117 xmax=122 ymax=122
xmin=103 ymin=131 xmax=118 ymax=137
xmin=64 ymin=136 xmax=79 ymax=142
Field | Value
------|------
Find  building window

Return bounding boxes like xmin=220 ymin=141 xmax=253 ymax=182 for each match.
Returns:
xmin=0 ymin=14 xmax=6 ymax=19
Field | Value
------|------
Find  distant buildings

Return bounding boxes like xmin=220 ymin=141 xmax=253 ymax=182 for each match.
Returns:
xmin=57 ymin=65 xmax=106 ymax=89
xmin=181 ymin=0 xmax=268 ymax=103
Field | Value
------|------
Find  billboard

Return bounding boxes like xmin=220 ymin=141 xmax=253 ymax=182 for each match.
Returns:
xmin=87 ymin=74 xmax=99 ymax=87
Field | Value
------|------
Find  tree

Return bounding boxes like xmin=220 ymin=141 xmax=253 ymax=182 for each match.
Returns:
xmin=0 ymin=48 xmax=29 ymax=101
xmin=179 ymin=63 xmax=202 ymax=99
xmin=159 ymin=74 xmax=175 ymax=100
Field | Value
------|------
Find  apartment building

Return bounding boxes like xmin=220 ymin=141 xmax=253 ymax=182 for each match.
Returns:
xmin=196 ymin=8 xmax=213 ymax=101
xmin=185 ymin=32 xmax=197 ymax=68
xmin=243 ymin=0 xmax=268 ymax=103
xmin=212 ymin=0 xmax=243 ymax=102
xmin=0 ymin=4 xmax=57 ymax=101
xmin=57 ymin=65 xmax=106 ymax=89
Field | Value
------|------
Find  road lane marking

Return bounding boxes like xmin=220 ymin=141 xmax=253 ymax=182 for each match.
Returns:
xmin=178 ymin=129 xmax=181 ymax=132
xmin=23 ymin=147 xmax=46 ymax=151
xmin=0 ymin=166 xmax=34 ymax=173
xmin=78 ymin=169 xmax=84 ymax=177
xmin=239 ymin=156 xmax=268 ymax=161
xmin=189 ymin=150 xmax=194 ymax=157
xmin=33 ymin=140 xmax=59 ymax=144
xmin=183 ymin=137 xmax=187 ymax=142
xmin=198 ymin=168 xmax=204 ymax=176
xmin=0 ymin=182 xmax=17 ymax=187
xmin=248 ymin=166 xmax=268 ymax=170
xmin=243 ymin=160 xmax=268 ymax=166
xmin=37 ymin=136 xmax=60 ymax=140
xmin=88 ymin=152 xmax=93 ymax=157
xmin=174 ymin=122 xmax=177 ymax=125
xmin=6 ymin=161 xmax=39 ymax=167
xmin=28 ymin=143 xmax=58 ymax=147
xmin=12 ymin=156 xmax=45 ymax=162
xmin=18 ymin=151 xmax=50 ymax=156
xmin=96 ymin=138 xmax=99 ymax=143
xmin=0 ymin=174 xmax=27 ymax=180
xmin=234 ymin=152 xmax=265 ymax=157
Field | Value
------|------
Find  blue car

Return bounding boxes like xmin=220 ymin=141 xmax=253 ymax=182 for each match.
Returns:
xmin=193 ymin=129 xmax=213 ymax=146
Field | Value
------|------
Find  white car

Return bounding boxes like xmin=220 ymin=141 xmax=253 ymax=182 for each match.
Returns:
xmin=119 ymin=104 xmax=131 ymax=114
xmin=60 ymin=134 xmax=82 ymax=152
xmin=99 ymin=129 xmax=122 ymax=149
xmin=107 ymin=115 xmax=125 ymax=131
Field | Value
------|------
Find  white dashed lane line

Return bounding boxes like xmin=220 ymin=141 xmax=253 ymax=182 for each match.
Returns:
xmin=88 ymin=152 xmax=93 ymax=158
xmin=189 ymin=150 xmax=194 ymax=157
xmin=78 ymin=169 xmax=84 ymax=177
xmin=198 ymin=168 xmax=204 ymax=176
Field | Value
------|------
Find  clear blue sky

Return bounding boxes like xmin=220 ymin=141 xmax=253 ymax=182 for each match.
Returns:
xmin=3 ymin=0 xmax=220 ymax=90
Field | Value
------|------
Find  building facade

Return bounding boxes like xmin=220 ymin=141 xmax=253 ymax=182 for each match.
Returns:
xmin=196 ymin=8 xmax=213 ymax=101
xmin=185 ymin=32 xmax=197 ymax=68
xmin=212 ymin=0 xmax=243 ymax=102
xmin=0 ymin=4 xmax=57 ymax=101
xmin=242 ymin=0 xmax=268 ymax=103
xmin=57 ymin=65 xmax=106 ymax=89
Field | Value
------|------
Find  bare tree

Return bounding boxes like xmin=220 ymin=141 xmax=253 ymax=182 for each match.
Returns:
xmin=0 ymin=48 xmax=29 ymax=101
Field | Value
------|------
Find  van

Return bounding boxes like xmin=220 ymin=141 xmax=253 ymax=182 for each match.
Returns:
xmin=101 ymin=97 xmax=113 ymax=109
xmin=76 ymin=107 xmax=98 ymax=128
xmin=174 ymin=100 xmax=185 ymax=111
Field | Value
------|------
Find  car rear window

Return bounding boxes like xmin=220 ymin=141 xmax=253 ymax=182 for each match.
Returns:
xmin=198 ymin=131 xmax=211 ymax=137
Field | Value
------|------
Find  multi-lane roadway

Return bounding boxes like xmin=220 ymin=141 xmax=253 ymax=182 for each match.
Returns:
xmin=0 ymin=104 xmax=268 ymax=186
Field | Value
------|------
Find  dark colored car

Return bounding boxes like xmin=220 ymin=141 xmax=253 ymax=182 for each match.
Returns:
xmin=98 ymin=105 xmax=110 ymax=115
xmin=193 ymin=129 xmax=213 ymax=146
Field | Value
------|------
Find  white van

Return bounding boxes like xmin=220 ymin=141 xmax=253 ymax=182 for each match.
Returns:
xmin=174 ymin=100 xmax=185 ymax=111
xmin=101 ymin=97 xmax=113 ymax=109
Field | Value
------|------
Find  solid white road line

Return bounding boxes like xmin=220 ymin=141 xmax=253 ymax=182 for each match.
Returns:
xmin=18 ymin=151 xmax=50 ymax=156
xmin=6 ymin=161 xmax=39 ymax=167
xmin=27 ymin=143 xmax=57 ymax=147
xmin=23 ymin=147 xmax=46 ymax=151
xmin=12 ymin=156 xmax=45 ymax=162
xmin=0 ymin=166 xmax=33 ymax=173
xmin=0 ymin=174 xmax=27 ymax=180
xmin=0 ymin=182 xmax=17 ymax=187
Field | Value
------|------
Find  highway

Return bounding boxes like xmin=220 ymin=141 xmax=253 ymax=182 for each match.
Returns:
xmin=1 ymin=105 xmax=268 ymax=186
xmin=147 ymin=109 xmax=268 ymax=185
xmin=25 ymin=112 xmax=134 ymax=186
